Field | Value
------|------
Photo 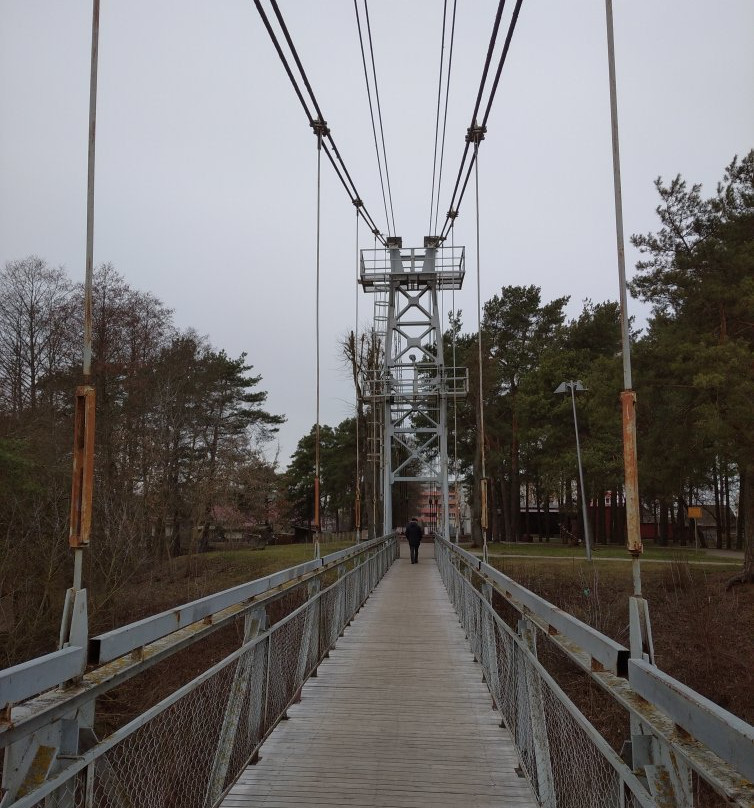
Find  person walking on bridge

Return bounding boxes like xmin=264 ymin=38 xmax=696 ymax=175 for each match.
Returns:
xmin=406 ymin=516 xmax=422 ymax=564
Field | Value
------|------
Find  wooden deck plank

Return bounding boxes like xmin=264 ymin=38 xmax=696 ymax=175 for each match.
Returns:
xmin=220 ymin=543 xmax=537 ymax=807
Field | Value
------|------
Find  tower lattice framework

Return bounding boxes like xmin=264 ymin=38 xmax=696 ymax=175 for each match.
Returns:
xmin=360 ymin=237 xmax=467 ymax=540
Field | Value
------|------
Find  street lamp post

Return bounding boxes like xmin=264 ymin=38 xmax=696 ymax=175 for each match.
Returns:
xmin=555 ymin=380 xmax=592 ymax=561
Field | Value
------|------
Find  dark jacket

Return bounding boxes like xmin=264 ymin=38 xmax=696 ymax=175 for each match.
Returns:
xmin=406 ymin=520 xmax=422 ymax=546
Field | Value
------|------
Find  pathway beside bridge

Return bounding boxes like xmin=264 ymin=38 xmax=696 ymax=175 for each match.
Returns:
xmin=221 ymin=541 xmax=537 ymax=808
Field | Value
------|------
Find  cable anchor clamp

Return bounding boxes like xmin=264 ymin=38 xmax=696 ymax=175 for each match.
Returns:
xmin=353 ymin=197 xmax=364 ymax=208
xmin=447 ymin=209 xmax=459 ymax=221
xmin=310 ymin=118 xmax=330 ymax=138
xmin=465 ymin=122 xmax=487 ymax=144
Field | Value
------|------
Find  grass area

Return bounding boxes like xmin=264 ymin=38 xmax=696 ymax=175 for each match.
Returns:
xmin=201 ymin=540 xmax=354 ymax=583
xmin=460 ymin=540 xmax=741 ymax=565
xmin=93 ymin=540 xmax=354 ymax=635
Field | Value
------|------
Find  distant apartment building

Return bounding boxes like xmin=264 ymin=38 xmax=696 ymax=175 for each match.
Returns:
xmin=415 ymin=479 xmax=470 ymax=537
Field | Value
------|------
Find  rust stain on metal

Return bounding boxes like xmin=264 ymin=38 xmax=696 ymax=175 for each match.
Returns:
xmin=674 ymin=723 xmax=692 ymax=740
xmin=591 ymin=657 xmax=605 ymax=672
xmin=16 ymin=745 xmax=55 ymax=797
xmin=650 ymin=765 xmax=675 ymax=808
xmin=480 ymin=477 xmax=489 ymax=530
xmin=69 ymin=385 xmax=96 ymax=548
xmin=621 ymin=390 xmax=642 ymax=555
xmin=313 ymin=476 xmax=321 ymax=531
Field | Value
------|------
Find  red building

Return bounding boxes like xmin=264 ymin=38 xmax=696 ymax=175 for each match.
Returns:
xmin=415 ymin=482 xmax=467 ymax=536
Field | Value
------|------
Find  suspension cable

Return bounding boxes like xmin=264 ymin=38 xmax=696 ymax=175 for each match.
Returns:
xmin=438 ymin=0 xmax=524 ymax=242
xmin=371 ymin=229 xmax=378 ymax=539
xmin=313 ymin=119 xmax=328 ymax=559
xmin=354 ymin=203 xmax=362 ymax=542
xmin=354 ymin=0 xmax=392 ymax=237
xmin=439 ymin=0 xmax=505 ymax=236
xmin=428 ymin=0 xmax=449 ymax=236
xmin=451 ymin=220 xmax=460 ymax=542
xmin=472 ymin=138 xmax=489 ymax=563
xmin=433 ymin=0 xmax=458 ymax=238
xmin=363 ymin=1 xmax=397 ymax=236
xmin=481 ymin=0 xmax=524 ymax=128
xmin=253 ymin=0 xmax=387 ymax=245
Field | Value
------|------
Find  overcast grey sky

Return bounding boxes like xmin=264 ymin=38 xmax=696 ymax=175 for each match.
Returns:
xmin=1 ymin=1 xmax=752 ymax=465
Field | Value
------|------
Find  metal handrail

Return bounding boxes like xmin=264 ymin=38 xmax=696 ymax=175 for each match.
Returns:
xmin=0 ymin=535 xmax=389 ymax=712
xmin=1 ymin=535 xmax=399 ymax=807
xmin=436 ymin=537 xmax=754 ymax=806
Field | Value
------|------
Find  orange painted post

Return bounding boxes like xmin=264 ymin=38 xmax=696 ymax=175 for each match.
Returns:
xmin=354 ymin=489 xmax=361 ymax=541
xmin=69 ymin=386 xmax=96 ymax=548
xmin=621 ymin=390 xmax=642 ymax=556
xmin=480 ymin=477 xmax=488 ymax=534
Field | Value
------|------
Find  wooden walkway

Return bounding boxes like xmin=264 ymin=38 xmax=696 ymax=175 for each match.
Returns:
xmin=221 ymin=542 xmax=537 ymax=808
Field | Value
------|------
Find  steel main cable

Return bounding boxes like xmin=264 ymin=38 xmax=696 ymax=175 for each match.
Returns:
xmin=268 ymin=0 xmax=388 ymax=242
xmin=480 ymin=0 xmax=523 ymax=128
xmin=253 ymin=0 xmax=387 ymax=246
xmin=267 ymin=0 xmax=386 ymax=240
xmin=439 ymin=0 xmax=524 ymax=242
xmin=438 ymin=0 xmax=506 ymax=238
xmin=428 ymin=0 xmax=449 ymax=236
xmin=433 ymin=0 xmax=458 ymax=238
xmin=354 ymin=0 xmax=392 ymax=237
xmin=363 ymin=0 xmax=397 ymax=237
xmin=442 ymin=0 xmax=524 ymax=237
xmin=268 ymin=0 xmax=325 ymax=119
xmin=428 ymin=0 xmax=458 ymax=236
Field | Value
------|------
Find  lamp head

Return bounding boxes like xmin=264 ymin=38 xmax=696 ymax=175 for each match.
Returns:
xmin=554 ymin=380 xmax=587 ymax=394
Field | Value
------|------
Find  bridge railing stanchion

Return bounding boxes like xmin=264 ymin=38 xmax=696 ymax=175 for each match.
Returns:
xmin=205 ymin=605 xmax=267 ymax=806
xmin=518 ymin=618 xmax=556 ymax=808
xmin=293 ymin=579 xmax=321 ymax=701
xmin=480 ymin=583 xmax=501 ymax=707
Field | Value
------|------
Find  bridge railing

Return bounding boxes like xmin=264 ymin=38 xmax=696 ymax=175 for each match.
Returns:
xmin=435 ymin=538 xmax=754 ymax=808
xmin=0 ymin=534 xmax=399 ymax=808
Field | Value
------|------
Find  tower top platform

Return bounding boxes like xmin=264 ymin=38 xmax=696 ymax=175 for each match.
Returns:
xmin=360 ymin=244 xmax=465 ymax=292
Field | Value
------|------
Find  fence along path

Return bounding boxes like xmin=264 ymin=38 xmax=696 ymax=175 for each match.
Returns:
xmin=221 ymin=541 xmax=537 ymax=808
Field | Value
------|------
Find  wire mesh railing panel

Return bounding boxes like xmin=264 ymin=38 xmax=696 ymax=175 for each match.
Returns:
xmin=492 ymin=618 xmax=514 ymax=723
xmin=539 ymin=681 xmax=622 ymax=808
xmin=435 ymin=542 xmax=654 ymax=808
xmin=306 ymin=599 xmax=321 ymax=675
xmin=345 ymin=565 xmax=360 ymax=622
xmin=318 ymin=583 xmax=339 ymax=656
xmin=101 ymin=659 xmax=236 ymax=808
xmin=28 ymin=772 xmax=86 ymax=808
xmin=265 ymin=607 xmax=309 ymax=730
xmin=5 ymin=536 xmax=399 ymax=808
xmin=512 ymin=644 xmax=538 ymax=793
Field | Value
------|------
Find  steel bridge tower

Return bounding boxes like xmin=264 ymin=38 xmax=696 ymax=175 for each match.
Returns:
xmin=360 ymin=237 xmax=467 ymax=540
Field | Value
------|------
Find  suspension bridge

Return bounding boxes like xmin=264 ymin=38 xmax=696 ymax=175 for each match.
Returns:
xmin=3 ymin=536 xmax=754 ymax=807
xmin=2 ymin=1 xmax=754 ymax=807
